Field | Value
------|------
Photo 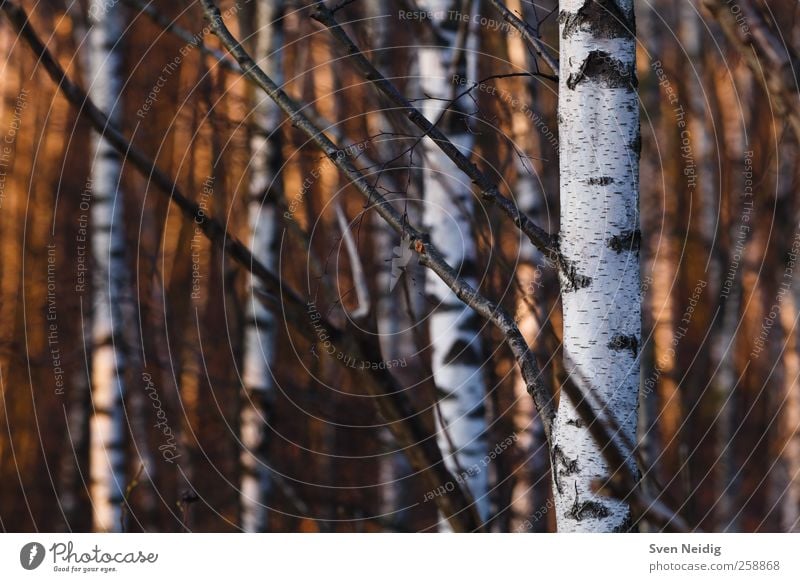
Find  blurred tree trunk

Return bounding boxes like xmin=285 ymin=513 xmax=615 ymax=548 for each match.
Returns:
xmin=87 ymin=0 xmax=129 ymax=532
xmin=362 ymin=0 xmax=417 ymax=530
xmin=55 ymin=2 xmax=91 ymax=531
xmin=712 ymin=59 xmax=754 ymax=531
xmin=238 ymin=0 xmax=284 ymax=534
xmin=766 ymin=137 xmax=798 ymax=531
xmin=417 ymin=0 xmax=489 ymax=530
xmin=505 ymin=0 xmax=551 ymax=533
xmin=780 ymin=115 xmax=800 ymax=532
xmin=676 ymin=1 xmax=718 ymax=530
xmin=554 ymin=0 xmax=641 ymax=532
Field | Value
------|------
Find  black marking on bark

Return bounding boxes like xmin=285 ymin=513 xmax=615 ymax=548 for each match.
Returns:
xmin=245 ymin=316 xmax=277 ymax=330
xmin=611 ymin=511 xmax=635 ymax=532
xmin=552 ymin=445 xmax=580 ymax=494
xmin=554 ymin=234 xmax=592 ymax=292
xmin=466 ymin=402 xmax=487 ymax=420
xmin=608 ymin=229 xmax=641 ymax=253
xmin=608 ymin=333 xmax=639 ymax=357
xmin=566 ymin=50 xmax=637 ymax=90
xmin=567 ymin=499 xmax=611 ymax=521
xmin=566 ymin=417 xmax=585 ymax=428
xmin=435 ymin=386 xmax=457 ymax=402
xmin=243 ymin=387 xmax=276 ymax=413
xmin=629 ymin=133 xmax=642 ymax=156
xmin=566 ymin=482 xmax=610 ymax=521
xmin=587 ymin=176 xmax=614 ymax=186
xmin=560 ymin=0 xmax=635 ymax=40
xmin=442 ymin=339 xmax=482 ymax=367
xmin=462 ymin=310 xmax=482 ymax=331
xmin=561 ymin=258 xmax=592 ymax=293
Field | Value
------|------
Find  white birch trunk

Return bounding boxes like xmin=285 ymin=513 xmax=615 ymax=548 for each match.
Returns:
xmin=555 ymin=0 xmax=641 ymax=532
xmin=417 ymin=0 xmax=489 ymax=529
xmin=239 ymin=0 xmax=283 ymax=532
xmin=87 ymin=0 xmax=128 ymax=532
xmin=374 ymin=209 xmax=416 ymax=527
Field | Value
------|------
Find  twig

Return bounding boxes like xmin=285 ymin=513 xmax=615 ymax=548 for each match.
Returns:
xmin=486 ymin=0 xmax=559 ymax=77
xmin=0 ymin=0 xmax=484 ymax=533
xmin=309 ymin=2 xmax=560 ymax=264
xmin=120 ymin=464 xmax=145 ymax=533
xmin=123 ymin=0 xmax=239 ymax=70
xmin=126 ymin=0 xmax=409 ymax=198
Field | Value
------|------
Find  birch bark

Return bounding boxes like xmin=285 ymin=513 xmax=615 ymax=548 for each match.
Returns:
xmin=554 ymin=0 xmax=641 ymax=532
xmin=87 ymin=0 xmax=128 ymax=532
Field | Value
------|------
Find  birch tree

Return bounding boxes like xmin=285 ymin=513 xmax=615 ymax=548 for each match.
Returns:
xmin=504 ymin=0 xmax=552 ymax=532
xmin=417 ymin=0 xmax=490 ymax=529
xmin=87 ymin=0 xmax=128 ymax=532
xmin=362 ymin=0 xmax=418 ymax=528
xmin=553 ymin=0 xmax=641 ymax=532
xmin=238 ymin=0 xmax=284 ymax=532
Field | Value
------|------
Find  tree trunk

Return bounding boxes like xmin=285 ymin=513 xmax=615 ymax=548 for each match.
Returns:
xmin=237 ymin=0 xmax=285 ymax=533
xmin=363 ymin=0 xmax=419 ymax=530
xmin=87 ymin=0 xmax=128 ymax=532
xmin=417 ymin=0 xmax=489 ymax=529
xmin=781 ymin=273 xmax=800 ymax=532
xmin=505 ymin=0 xmax=552 ymax=532
xmin=554 ymin=0 xmax=641 ymax=532
xmin=711 ymin=61 xmax=753 ymax=531
xmin=56 ymin=2 xmax=92 ymax=531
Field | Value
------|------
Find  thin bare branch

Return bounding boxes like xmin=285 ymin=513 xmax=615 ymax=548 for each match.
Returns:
xmin=703 ymin=0 xmax=800 ymax=140
xmin=564 ymin=357 xmax=695 ymax=532
xmin=0 ymin=0 xmax=484 ymax=532
xmin=308 ymin=2 xmax=559 ymax=261
xmin=123 ymin=0 xmax=239 ymax=70
xmin=126 ymin=0 xmax=411 ymax=197
xmin=486 ymin=0 xmax=559 ymax=77
xmin=198 ymin=0 xmax=557 ymax=443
